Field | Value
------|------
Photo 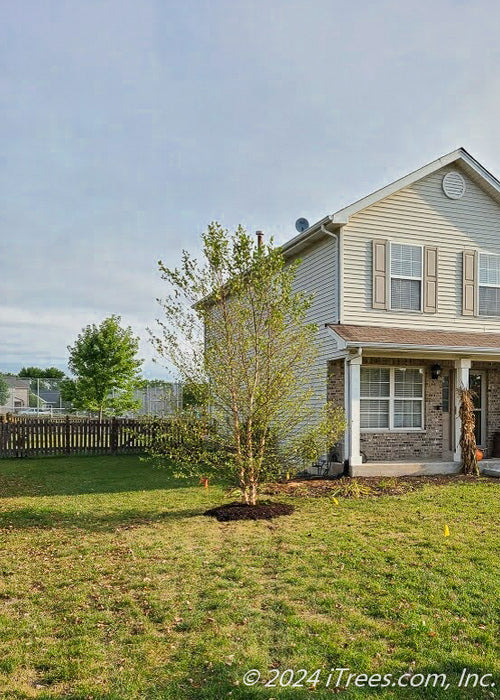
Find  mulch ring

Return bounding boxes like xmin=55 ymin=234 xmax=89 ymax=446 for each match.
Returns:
xmin=263 ymin=474 xmax=499 ymax=499
xmin=204 ymin=501 xmax=295 ymax=521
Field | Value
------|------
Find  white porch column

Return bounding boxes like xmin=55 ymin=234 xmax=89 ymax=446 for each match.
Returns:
xmin=342 ymin=357 xmax=350 ymax=463
xmin=348 ymin=353 xmax=363 ymax=471
xmin=454 ymin=358 xmax=471 ymax=462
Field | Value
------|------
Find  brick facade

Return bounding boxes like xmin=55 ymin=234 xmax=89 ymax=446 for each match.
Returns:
xmin=328 ymin=356 xmax=500 ymax=462
xmin=360 ymin=358 xmax=448 ymax=461
xmin=327 ymin=356 xmax=462 ymax=462
xmin=327 ymin=359 xmax=345 ymax=460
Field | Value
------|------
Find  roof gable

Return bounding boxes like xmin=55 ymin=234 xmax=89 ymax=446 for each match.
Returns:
xmin=283 ymin=148 xmax=500 ymax=255
xmin=2 ymin=376 xmax=30 ymax=389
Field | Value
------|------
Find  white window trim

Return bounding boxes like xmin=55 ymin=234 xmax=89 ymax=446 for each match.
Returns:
xmin=389 ymin=241 xmax=424 ymax=313
xmin=478 ymin=251 xmax=500 ymax=317
xmin=469 ymin=370 xmax=486 ymax=448
xmin=360 ymin=365 xmax=425 ymax=432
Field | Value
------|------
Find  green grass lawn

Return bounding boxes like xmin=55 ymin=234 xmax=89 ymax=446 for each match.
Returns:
xmin=0 ymin=456 xmax=499 ymax=699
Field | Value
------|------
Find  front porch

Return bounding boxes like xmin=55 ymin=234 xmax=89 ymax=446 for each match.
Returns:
xmin=326 ymin=324 xmax=500 ymax=477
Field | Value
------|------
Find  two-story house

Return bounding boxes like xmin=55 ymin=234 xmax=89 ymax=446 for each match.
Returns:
xmin=0 ymin=376 xmax=30 ymax=414
xmin=282 ymin=148 xmax=500 ymax=476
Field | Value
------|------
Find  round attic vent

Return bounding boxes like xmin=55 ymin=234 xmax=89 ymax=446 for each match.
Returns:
xmin=442 ymin=171 xmax=466 ymax=199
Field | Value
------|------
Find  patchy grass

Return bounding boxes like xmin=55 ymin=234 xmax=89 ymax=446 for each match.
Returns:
xmin=0 ymin=456 xmax=498 ymax=699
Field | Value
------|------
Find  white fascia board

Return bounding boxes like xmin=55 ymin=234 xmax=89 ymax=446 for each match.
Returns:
xmin=282 ymin=216 xmax=339 ymax=256
xmin=281 ymin=147 xmax=500 ymax=255
xmin=459 ymin=148 xmax=500 ymax=193
xmin=343 ymin=340 xmax=500 ymax=355
xmin=331 ymin=148 xmax=500 ymax=223
xmin=330 ymin=149 xmax=465 ymax=223
xmin=328 ymin=348 xmax=349 ymax=360
xmin=325 ymin=325 xmax=347 ymax=350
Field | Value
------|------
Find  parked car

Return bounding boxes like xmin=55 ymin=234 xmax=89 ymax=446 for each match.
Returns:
xmin=18 ymin=407 xmax=53 ymax=415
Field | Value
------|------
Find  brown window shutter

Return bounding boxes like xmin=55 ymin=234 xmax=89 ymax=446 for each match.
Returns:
xmin=423 ymin=246 xmax=438 ymax=313
xmin=462 ymin=249 xmax=477 ymax=316
xmin=372 ymin=239 xmax=388 ymax=309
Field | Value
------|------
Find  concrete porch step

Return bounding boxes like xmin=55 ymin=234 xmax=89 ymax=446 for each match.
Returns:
xmin=352 ymin=459 xmax=500 ymax=477
xmin=480 ymin=460 xmax=500 ymax=477
xmin=353 ymin=461 xmax=459 ymax=477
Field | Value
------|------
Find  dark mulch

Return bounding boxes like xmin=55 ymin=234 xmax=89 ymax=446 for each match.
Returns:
xmin=204 ymin=501 xmax=295 ymax=521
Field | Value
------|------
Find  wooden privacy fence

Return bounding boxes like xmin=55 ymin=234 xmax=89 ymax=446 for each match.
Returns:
xmin=0 ymin=415 xmax=172 ymax=458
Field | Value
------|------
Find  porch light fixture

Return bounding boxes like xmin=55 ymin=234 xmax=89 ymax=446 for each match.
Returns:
xmin=431 ymin=363 xmax=442 ymax=380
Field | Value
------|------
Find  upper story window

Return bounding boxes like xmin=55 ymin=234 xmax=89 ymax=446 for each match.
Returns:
xmin=390 ymin=243 xmax=422 ymax=311
xmin=479 ymin=253 xmax=500 ymax=316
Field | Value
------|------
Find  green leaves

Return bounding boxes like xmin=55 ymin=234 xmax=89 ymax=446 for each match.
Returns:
xmin=0 ymin=376 xmax=9 ymax=406
xmin=150 ymin=222 xmax=346 ymax=503
xmin=67 ymin=315 xmax=143 ymax=418
xmin=18 ymin=367 xmax=65 ymax=379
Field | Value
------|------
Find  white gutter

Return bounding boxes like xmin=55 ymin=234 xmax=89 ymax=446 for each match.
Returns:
xmin=325 ymin=325 xmax=347 ymax=350
xmin=344 ymin=341 xmax=500 ymax=354
xmin=281 ymin=216 xmax=329 ymax=254
xmin=282 ymin=217 xmax=341 ymax=256
xmin=320 ymin=224 xmax=337 ymax=238
xmin=281 ymin=147 xmax=500 ymax=257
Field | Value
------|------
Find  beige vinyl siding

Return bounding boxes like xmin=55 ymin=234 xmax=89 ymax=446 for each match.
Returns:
xmin=288 ymin=234 xmax=339 ymax=416
xmin=342 ymin=165 xmax=500 ymax=330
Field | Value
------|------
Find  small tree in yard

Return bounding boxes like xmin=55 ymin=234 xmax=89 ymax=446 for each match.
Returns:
xmin=149 ymin=222 xmax=346 ymax=505
xmin=0 ymin=376 xmax=9 ymax=406
xmin=66 ymin=315 xmax=143 ymax=419
xmin=459 ymin=387 xmax=479 ymax=476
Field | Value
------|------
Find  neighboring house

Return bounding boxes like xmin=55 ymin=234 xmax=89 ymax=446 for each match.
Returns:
xmin=38 ymin=390 xmax=62 ymax=408
xmin=0 ymin=377 xmax=30 ymax=414
xmin=133 ymin=383 xmax=182 ymax=417
xmin=281 ymin=147 xmax=500 ymax=475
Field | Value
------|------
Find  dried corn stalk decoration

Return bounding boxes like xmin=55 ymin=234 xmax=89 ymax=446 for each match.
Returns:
xmin=458 ymin=387 xmax=479 ymax=476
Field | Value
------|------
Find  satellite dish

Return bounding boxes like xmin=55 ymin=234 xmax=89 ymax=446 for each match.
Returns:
xmin=295 ymin=217 xmax=309 ymax=233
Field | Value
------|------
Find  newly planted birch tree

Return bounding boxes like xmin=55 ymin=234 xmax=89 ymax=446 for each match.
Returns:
xmin=150 ymin=223 xmax=345 ymax=505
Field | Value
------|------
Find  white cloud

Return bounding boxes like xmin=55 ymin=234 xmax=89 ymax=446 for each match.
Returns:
xmin=2 ymin=0 xmax=500 ymax=377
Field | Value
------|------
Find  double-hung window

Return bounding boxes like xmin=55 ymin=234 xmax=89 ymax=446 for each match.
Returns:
xmin=393 ymin=368 xmax=423 ymax=428
xmin=360 ymin=368 xmax=390 ymax=429
xmin=360 ymin=367 xmax=424 ymax=430
xmin=479 ymin=253 xmax=500 ymax=316
xmin=390 ymin=243 xmax=422 ymax=311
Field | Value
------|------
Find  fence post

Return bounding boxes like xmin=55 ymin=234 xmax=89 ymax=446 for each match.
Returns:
xmin=65 ymin=414 xmax=71 ymax=454
xmin=111 ymin=417 xmax=118 ymax=454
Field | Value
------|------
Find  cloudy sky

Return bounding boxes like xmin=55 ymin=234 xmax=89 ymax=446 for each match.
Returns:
xmin=1 ymin=0 xmax=500 ymax=377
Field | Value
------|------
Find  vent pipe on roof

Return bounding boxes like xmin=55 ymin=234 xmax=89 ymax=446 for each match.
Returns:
xmin=256 ymin=230 xmax=264 ymax=248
